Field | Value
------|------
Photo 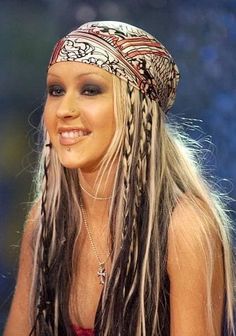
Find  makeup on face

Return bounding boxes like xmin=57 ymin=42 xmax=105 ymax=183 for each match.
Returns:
xmin=44 ymin=62 xmax=115 ymax=171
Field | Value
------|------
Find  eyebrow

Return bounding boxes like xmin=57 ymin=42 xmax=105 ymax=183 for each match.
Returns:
xmin=47 ymin=71 xmax=108 ymax=80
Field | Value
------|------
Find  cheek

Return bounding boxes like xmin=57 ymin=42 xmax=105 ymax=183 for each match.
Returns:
xmin=86 ymin=101 xmax=115 ymax=131
xmin=43 ymin=106 xmax=54 ymax=134
xmin=106 ymin=109 xmax=116 ymax=137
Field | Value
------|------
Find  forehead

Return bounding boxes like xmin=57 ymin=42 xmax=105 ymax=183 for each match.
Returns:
xmin=47 ymin=61 xmax=113 ymax=82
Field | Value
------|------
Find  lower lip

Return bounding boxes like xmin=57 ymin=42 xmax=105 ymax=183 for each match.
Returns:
xmin=59 ymin=134 xmax=90 ymax=146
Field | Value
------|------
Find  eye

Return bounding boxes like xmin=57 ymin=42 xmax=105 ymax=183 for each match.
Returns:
xmin=47 ymin=85 xmax=64 ymax=96
xmin=81 ymin=84 xmax=102 ymax=96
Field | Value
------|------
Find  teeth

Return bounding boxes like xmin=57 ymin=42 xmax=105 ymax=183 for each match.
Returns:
xmin=60 ymin=130 xmax=89 ymax=138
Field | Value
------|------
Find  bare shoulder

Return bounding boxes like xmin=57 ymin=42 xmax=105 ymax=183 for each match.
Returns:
xmin=168 ymin=195 xmax=221 ymax=260
xmin=24 ymin=201 xmax=40 ymax=244
xmin=167 ymin=195 xmax=224 ymax=335
xmin=3 ymin=201 xmax=40 ymax=336
xmin=167 ymin=195 xmax=222 ymax=274
xmin=17 ymin=200 xmax=40 ymax=260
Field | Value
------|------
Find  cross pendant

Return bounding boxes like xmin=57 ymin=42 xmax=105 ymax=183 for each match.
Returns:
xmin=97 ymin=264 xmax=106 ymax=285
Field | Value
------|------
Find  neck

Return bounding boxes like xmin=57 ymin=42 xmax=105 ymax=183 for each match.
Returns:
xmin=78 ymin=163 xmax=117 ymax=220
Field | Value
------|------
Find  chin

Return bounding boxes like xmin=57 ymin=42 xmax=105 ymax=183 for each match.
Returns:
xmin=57 ymin=154 xmax=80 ymax=170
xmin=56 ymin=148 xmax=103 ymax=172
xmin=61 ymin=162 xmax=80 ymax=169
xmin=59 ymin=157 xmax=99 ymax=172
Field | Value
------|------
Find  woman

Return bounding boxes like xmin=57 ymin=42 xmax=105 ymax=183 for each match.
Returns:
xmin=4 ymin=21 xmax=235 ymax=335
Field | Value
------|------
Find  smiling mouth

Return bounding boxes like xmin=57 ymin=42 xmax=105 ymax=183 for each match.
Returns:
xmin=59 ymin=130 xmax=91 ymax=145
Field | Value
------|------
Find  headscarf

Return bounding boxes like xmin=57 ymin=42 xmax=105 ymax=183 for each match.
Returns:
xmin=48 ymin=21 xmax=180 ymax=113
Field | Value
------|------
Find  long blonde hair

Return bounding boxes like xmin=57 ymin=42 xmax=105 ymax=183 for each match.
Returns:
xmin=29 ymin=76 xmax=235 ymax=335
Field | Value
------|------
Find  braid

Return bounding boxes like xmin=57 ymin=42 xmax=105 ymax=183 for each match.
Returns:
xmin=28 ymin=74 xmax=233 ymax=335
xmin=29 ymin=82 xmax=171 ymax=336
xmin=30 ymin=141 xmax=55 ymax=335
xmin=30 ymin=135 xmax=77 ymax=335
xmin=95 ymin=83 xmax=162 ymax=335
xmin=123 ymin=83 xmax=135 ymax=207
xmin=94 ymin=80 xmax=175 ymax=335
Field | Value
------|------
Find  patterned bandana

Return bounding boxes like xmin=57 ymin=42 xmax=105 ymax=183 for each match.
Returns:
xmin=49 ymin=21 xmax=180 ymax=113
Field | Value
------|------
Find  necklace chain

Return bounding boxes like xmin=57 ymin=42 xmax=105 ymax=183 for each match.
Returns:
xmin=80 ymin=199 xmax=111 ymax=285
xmin=79 ymin=183 xmax=112 ymax=201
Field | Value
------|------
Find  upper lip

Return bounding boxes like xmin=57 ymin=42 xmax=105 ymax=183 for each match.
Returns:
xmin=57 ymin=126 xmax=91 ymax=134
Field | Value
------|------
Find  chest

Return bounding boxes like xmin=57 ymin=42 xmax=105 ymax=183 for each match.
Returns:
xmin=69 ymin=228 xmax=111 ymax=329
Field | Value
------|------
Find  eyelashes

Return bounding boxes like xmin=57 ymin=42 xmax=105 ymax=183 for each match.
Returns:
xmin=81 ymin=84 xmax=102 ymax=96
xmin=47 ymin=85 xmax=64 ymax=96
xmin=47 ymin=84 xmax=103 ymax=97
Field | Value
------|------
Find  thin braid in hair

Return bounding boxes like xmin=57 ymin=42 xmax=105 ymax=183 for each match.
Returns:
xmin=94 ymin=83 xmax=171 ymax=335
xmin=29 ymin=78 xmax=235 ymax=335
xmin=30 ymin=141 xmax=55 ymax=335
xmin=30 ymin=134 xmax=78 ymax=335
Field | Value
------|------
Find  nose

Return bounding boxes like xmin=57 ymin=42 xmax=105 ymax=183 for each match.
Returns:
xmin=56 ymin=92 xmax=79 ymax=119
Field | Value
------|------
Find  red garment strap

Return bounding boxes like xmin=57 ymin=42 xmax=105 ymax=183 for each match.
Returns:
xmin=73 ymin=325 xmax=94 ymax=336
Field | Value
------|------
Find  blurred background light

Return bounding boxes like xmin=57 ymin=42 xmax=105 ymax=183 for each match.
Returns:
xmin=75 ymin=3 xmax=97 ymax=22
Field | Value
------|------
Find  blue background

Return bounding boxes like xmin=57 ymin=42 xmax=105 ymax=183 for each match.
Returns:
xmin=0 ymin=0 xmax=235 ymax=333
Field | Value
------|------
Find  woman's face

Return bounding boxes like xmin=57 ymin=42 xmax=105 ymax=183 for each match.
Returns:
xmin=44 ymin=62 xmax=115 ymax=171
